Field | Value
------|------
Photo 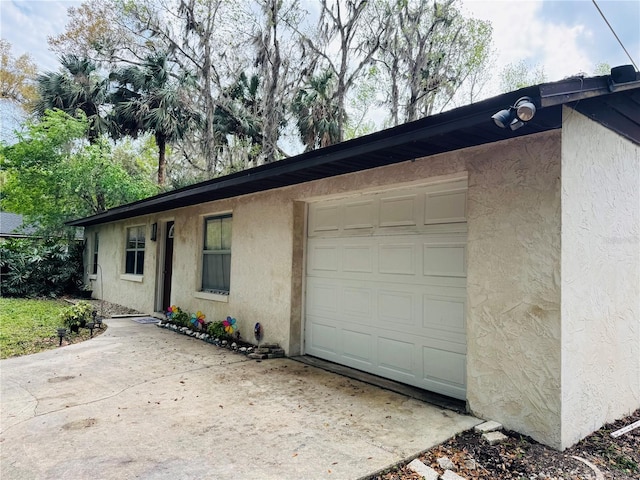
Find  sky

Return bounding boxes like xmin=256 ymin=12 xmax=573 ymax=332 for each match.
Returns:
xmin=0 ymin=0 xmax=638 ymax=95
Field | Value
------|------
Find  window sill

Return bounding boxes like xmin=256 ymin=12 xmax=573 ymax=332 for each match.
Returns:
xmin=120 ymin=274 xmax=143 ymax=283
xmin=194 ymin=291 xmax=229 ymax=303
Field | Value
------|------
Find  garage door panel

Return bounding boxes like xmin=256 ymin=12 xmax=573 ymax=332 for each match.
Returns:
xmin=423 ymin=295 xmax=466 ymax=333
xmin=308 ymin=320 xmax=338 ymax=356
xmin=343 ymin=245 xmax=374 ymax=273
xmin=423 ymin=243 xmax=467 ymax=277
xmin=343 ymin=287 xmax=373 ymax=318
xmin=425 ymin=189 xmax=467 ymax=225
xmin=423 ymin=347 xmax=466 ymax=388
xmin=378 ymin=336 xmax=416 ymax=378
xmin=309 ymin=205 xmax=340 ymax=233
xmin=379 ymin=243 xmax=416 ymax=275
xmin=379 ymin=194 xmax=417 ymax=227
xmin=344 ymin=200 xmax=375 ymax=230
xmin=306 ymin=280 xmax=340 ymax=316
xmin=378 ymin=290 xmax=416 ymax=326
xmin=342 ymin=329 xmax=374 ymax=365
xmin=308 ymin=245 xmax=339 ymax=272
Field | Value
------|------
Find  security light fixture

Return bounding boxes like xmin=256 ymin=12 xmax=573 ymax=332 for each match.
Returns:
xmin=515 ymin=97 xmax=536 ymax=121
xmin=492 ymin=96 xmax=537 ymax=131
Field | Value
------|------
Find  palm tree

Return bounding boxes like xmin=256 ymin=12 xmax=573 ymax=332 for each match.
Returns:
xmin=214 ymin=73 xmax=264 ymax=147
xmin=291 ymin=70 xmax=341 ymax=152
xmin=33 ymin=55 xmax=110 ymax=143
xmin=110 ymin=53 xmax=200 ymax=185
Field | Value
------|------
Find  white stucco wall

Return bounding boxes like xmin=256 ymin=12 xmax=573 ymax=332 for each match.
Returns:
xmin=560 ymin=107 xmax=640 ymax=449
xmin=86 ymin=218 xmax=159 ymax=315
xmin=465 ymin=133 xmax=563 ymax=448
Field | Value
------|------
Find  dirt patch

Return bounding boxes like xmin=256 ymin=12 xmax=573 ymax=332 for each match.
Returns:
xmin=370 ymin=409 xmax=640 ymax=480
xmin=62 ymin=418 xmax=97 ymax=431
xmin=47 ymin=375 xmax=75 ymax=383
xmin=65 ymin=297 xmax=142 ymax=318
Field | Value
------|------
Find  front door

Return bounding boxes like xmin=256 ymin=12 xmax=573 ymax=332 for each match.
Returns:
xmin=161 ymin=221 xmax=174 ymax=311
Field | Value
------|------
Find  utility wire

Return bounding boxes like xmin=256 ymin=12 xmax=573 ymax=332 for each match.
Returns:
xmin=591 ymin=0 xmax=639 ymax=71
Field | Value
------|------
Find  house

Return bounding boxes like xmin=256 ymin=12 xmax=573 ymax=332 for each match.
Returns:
xmin=0 ymin=212 xmax=37 ymax=240
xmin=67 ymin=67 xmax=640 ymax=451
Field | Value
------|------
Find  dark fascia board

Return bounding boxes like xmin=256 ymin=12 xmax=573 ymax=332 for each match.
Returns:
xmin=539 ymin=72 xmax=640 ymax=107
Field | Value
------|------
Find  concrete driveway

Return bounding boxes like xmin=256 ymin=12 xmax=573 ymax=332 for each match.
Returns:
xmin=0 ymin=318 xmax=480 ymax=480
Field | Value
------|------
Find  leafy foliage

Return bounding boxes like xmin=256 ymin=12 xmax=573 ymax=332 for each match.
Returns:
xmin=59 ymin=301 xmax=93 ymax=328
xmin=0 ymin=40 xmax=38 ymax=109
xmin=292 ymin=70 xmax=340 ymax=151
xmin=33 ymin=56 xmax=111 ymax=142
xmin=500 ymin=60 xmax=547 ymax=92
xmin=110 ymin=52 xmax=201 ymax=184
xmin=0 ymin=238 xmax=84 ymax=298
xmin=207 ymin=320 xmax=227 ymax=339
xmin=0 ymin=109 xmax=158 ymax=237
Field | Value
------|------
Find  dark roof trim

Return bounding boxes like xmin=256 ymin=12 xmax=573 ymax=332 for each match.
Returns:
xmin=67 ymin=70 xmax=640 ymax=228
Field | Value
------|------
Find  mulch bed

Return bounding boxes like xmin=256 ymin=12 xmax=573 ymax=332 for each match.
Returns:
xmin=370 ymin=409 xmax=640 ymax=480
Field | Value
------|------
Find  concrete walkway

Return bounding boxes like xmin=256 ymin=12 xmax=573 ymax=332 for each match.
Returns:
xmin=0 ymin=319 xmax=480 ymax=480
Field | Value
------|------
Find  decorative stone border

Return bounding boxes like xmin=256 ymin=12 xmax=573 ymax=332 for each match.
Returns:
xmin=156 ymin=321 xmax=284 ymax=359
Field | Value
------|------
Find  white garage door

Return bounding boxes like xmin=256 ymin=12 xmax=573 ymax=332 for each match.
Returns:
xmin=304 ymin=180 xmax=468 ymax=399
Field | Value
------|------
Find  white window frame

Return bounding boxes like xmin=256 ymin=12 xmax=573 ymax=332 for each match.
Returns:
xmin=124 ymin=225 xmax=146 ymax=276
xmin=201 ymin=214 xmax=232 ymax=295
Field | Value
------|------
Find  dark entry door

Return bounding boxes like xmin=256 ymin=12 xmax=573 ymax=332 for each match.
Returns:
xmin=162 ymin=221 xmax=174 ymax=311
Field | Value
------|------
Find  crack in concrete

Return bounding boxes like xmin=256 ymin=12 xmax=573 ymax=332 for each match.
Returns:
xmin=0 ymin=356 xmax=252 ymax=434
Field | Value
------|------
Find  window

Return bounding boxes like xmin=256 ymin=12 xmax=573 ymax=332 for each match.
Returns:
xmin=202 ymin=215 xmax=231 ymax=293
xmin=125 ymin=226 xmax=145 ymax=275
xmin=92 ymin=232 xmax=99 ymax=275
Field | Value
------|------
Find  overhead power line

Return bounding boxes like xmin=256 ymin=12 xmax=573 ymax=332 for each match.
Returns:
xmin=591 ymin=0 xmax=639 ymax=71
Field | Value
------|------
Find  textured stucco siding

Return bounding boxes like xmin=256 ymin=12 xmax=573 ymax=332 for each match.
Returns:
xmin=560 ymin=107 xmax=640 ymax=449
xmin=466 ymin=133 xmax=563 ymax=448
xmin=85 ymin=219 xmax=159 ymax=315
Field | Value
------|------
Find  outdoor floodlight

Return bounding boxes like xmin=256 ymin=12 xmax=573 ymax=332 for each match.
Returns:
xmin=491 ymin=108 xmax=513 ymax=128
xmin=492 ymin=96 xmax=537 ymax=131
xmin=515 ymin=97 xmax=536 ymax=121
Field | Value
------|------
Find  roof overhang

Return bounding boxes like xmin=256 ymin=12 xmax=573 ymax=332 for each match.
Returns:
xmin=67 ymin=71 xmax=640 ymax=228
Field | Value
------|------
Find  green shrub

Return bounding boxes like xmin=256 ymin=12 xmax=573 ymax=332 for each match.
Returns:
xmin=59 ymin=301 xmax=93 ymax=329
xmin=207 ymin=321 xmax=226 ymax=339
xmin=0 ymin=238 xmax=83 ymax=298
xmin=166 ymin=305 xmax=190 ymax=327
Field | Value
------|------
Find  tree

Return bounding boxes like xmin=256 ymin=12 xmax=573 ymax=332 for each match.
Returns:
xmin=291 ymin=70 xmax=340 ymax=151
xmin=500 ymin=60 xmax=546 ymax=92
xmin=593 ymin=62 xmax=611 ymax=76
xmin=33 ymin=56 xmax=111 ymax=143
xmin=249 ymin=0 xmax=306 ymax=163
xmin=48 ymin=0 xmax=135 ymax=62
xmin=0 ymin=110 xmax=158 ymax=238
xmin=300 ymin=0 xmax=390 ymax=143
xmin=376 ymin=0 xmax=493 ymax=125
xmin=0 ymin=40 xmax=38 ymax=109
xmin=110 ymin=53 xmax=201 ymax=184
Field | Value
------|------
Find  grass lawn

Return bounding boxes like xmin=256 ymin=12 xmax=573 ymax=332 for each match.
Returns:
xmin=0 ymin=298 xmax=103 ymax=359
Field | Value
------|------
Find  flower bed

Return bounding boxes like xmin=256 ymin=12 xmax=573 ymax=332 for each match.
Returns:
xmin=158 ymin=305 xmax=284 ymax=359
